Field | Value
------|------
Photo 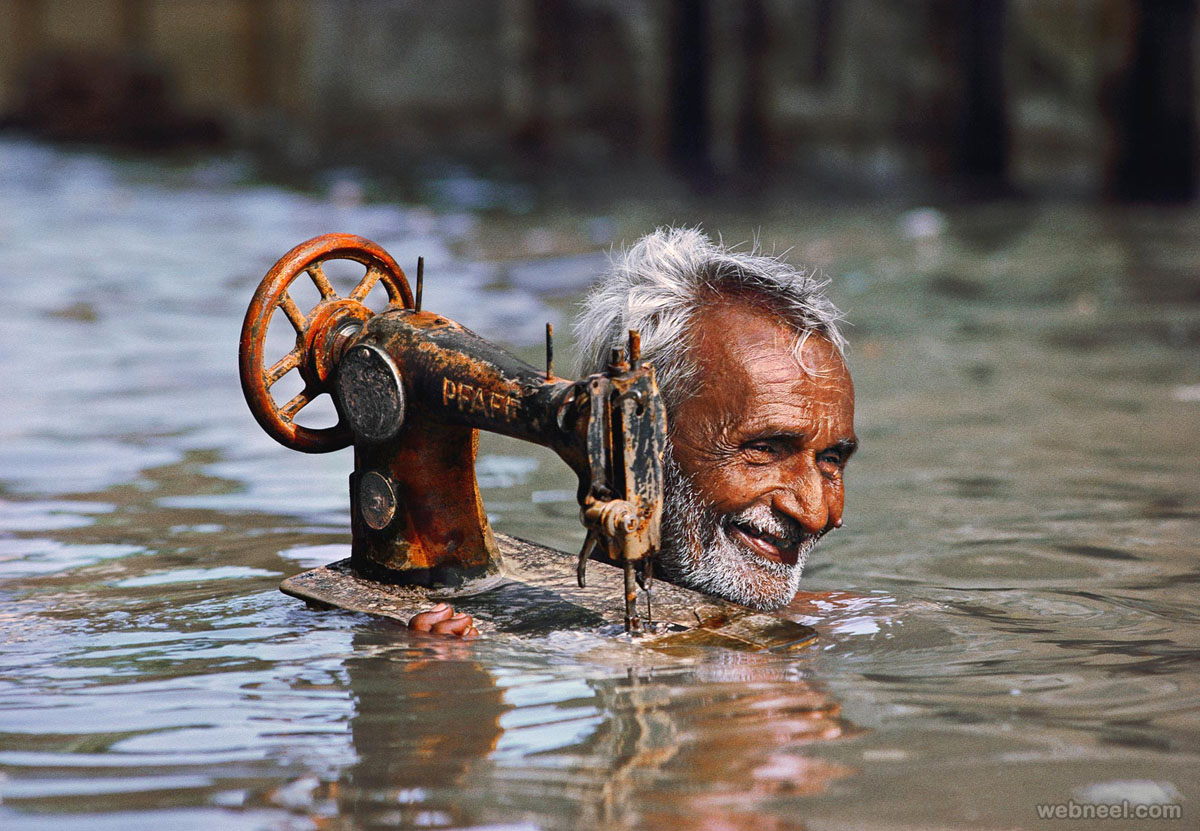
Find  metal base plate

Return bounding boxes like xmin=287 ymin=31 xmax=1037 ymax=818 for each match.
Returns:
xmin=280 ymin=533 xmax=818 ymax=652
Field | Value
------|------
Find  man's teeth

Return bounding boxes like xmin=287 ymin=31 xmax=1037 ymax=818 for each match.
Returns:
xmin=733 ymin=521 xmax=797 ymax=551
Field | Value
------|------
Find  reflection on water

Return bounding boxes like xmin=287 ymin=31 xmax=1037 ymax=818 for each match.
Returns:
xmin=335 ymin=635 xmax=851 ymax=830
xmin=1 ymin=138 xmax=1198 ymax=829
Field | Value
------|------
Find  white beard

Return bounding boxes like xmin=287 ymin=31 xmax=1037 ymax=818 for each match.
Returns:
xmin=656 ymin=456 xmax=820 ymax=611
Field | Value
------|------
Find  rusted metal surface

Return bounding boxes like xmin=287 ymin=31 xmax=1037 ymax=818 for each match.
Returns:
xmin=242 ymin=234 xmax=668 ymax=630
xmin=238 ymin=234 xmax=413 ymax=454
xmin=575 ymin=331 xmax=667 ymax=629
xmin=357 ymin=471 xmax=397 ymax=531
xmin=339 ymin=308 xmax=668 ymax=618
xmin=334 ymin=344 xmax=406 ymax=444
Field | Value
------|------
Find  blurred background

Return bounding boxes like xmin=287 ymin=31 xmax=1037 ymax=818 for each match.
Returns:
xmin=2 ymin=0 xmax=1198 ymax=204
xmin=2 ymin=3 xmax=1199 ymax=830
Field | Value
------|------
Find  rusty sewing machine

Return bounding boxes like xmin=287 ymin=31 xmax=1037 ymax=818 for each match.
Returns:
xmin=237 ymin=234 xmax=817 ymax=649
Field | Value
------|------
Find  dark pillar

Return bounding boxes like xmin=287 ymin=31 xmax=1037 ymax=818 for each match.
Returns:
xmin=242 ymin=0 xmax=271 ymax=109
xmin=735 ymin=0 xmax=768 ymax=173
xmin=13 ymin=0 xmax=43 ymax=69
xmin=1112 ymin=0 xmax=1198 ymax=202
xmin=119 ymin=0 xmax=151 ymax=54
xmin=668 ymin=0 xmax=711 ymax=178
xmin=958 ymin=0 xmax=1010 ymax=189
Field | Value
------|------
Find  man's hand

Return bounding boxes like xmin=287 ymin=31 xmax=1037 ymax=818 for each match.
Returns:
xmin=408 ymin=602 xmax=480 ymax=638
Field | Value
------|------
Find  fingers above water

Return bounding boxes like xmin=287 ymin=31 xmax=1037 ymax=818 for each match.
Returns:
xmin=408 ymin=603 xmax=479 ymax=639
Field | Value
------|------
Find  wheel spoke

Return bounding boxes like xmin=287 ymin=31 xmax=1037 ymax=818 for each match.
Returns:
xmin=279 ymin=388 xmax=312 ymax=422
xmin=264 ymin=348 xmax=302 ymax=387
xmin=307 ymin=264 xmax=337 ymax=299
xmin=349 ymin=267 xmax=381 ymax=302
xmin=279 ymin=292 xmax=306 ymax=332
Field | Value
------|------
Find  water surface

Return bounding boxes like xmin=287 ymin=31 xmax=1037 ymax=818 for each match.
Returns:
xmin=1 ymin=140 xmax=1197 ymax=830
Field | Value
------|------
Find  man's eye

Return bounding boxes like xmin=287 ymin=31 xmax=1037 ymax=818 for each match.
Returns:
xmin=817 ymin=452 xmax=844 ymax=468
xmin=744 ymin=441 xmax=778 ymax=458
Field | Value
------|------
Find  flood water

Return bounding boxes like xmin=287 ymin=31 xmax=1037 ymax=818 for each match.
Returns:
xmin=1 ymin=138 xmax=1197 ymax=830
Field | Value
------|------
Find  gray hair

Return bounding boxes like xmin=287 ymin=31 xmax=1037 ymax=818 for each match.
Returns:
xmin=574 ymin=227 xmax=845 ymax=413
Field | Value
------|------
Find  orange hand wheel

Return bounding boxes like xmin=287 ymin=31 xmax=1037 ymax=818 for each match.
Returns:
xmin=238 ymin=234 xmax=414 ymax=453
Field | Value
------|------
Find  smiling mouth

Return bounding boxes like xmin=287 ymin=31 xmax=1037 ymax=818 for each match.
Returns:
xmin=728 ymin=521 xmax=804 ymax=566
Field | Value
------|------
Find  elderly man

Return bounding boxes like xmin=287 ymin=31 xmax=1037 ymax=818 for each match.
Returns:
xmin=411 ymin=227 xmax=856 ymax=636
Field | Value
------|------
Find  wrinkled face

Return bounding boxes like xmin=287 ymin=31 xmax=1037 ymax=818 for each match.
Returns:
xmin=658 ymin=301 xmax=856 ymax=610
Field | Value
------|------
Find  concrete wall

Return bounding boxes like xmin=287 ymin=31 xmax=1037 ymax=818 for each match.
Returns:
xmin=1 ymin=0 xmax=1194 ymax=198
xmin=0 ymin=0 xmax=310 ymax=135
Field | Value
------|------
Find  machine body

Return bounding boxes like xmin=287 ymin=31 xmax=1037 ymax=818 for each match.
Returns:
xmin=239 ymin=234 xmax=666 ymax=632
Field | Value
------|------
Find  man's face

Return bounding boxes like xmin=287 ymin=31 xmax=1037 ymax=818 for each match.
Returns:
xmin=658 ymin=301 xmax=856 ymax=610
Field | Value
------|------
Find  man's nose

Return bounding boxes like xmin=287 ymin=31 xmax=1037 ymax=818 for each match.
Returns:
xmin=772 ymin=464 xmax=840 ymax=535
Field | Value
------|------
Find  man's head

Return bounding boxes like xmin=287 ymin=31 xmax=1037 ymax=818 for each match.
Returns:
xmin=576 ymin=228 xmax=856 ymax=610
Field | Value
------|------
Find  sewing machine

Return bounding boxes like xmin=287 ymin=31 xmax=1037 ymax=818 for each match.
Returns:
xmin=238 ymin=234 xmax=816 ymax=649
